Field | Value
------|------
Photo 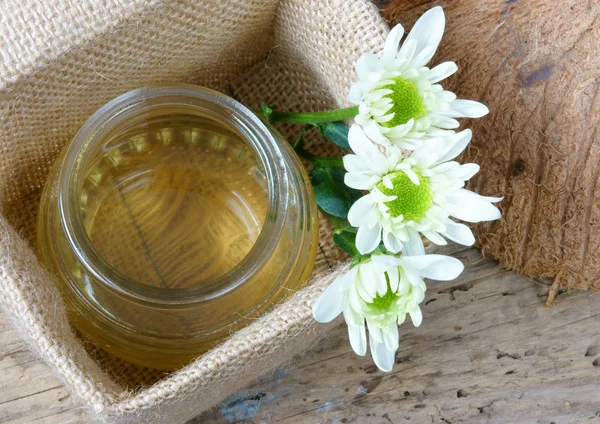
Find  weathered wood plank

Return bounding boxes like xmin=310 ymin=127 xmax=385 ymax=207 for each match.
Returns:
xmin=1 ymin=246 xmax=599 ymax=424
xmin=196 ymin=246 xmax=600 ymax=424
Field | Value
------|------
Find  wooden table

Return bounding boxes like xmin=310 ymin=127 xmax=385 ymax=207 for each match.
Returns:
xmin=1 ymin=245 xmax=600 ymax=423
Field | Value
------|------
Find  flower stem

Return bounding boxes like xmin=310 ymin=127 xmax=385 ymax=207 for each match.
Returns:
xmin=293 ymin=125 xmax=311 ymax=150
xmin=266 ymin=106 xmax=359 ymax=125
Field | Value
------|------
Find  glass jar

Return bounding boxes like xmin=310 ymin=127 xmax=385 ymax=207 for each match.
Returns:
xmin=37 ymin=85 xmax=319 ymax=370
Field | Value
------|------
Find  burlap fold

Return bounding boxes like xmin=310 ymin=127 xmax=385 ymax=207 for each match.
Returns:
xmin=0 ymin=0 xmax=388 ymax=422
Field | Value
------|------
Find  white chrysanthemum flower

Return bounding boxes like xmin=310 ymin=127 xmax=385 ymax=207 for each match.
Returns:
xmin=344 ymin=124 xmax=502 ymax=255
xmin=312 ymin=253 xmax=463 ymax=371
xmin=348 ymin=6 xmax=489 ymax=150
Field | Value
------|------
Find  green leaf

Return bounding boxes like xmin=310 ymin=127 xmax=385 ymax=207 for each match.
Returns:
xmin=313 ymin=156 xmax=345 ymax=169
xmin=333 ymin=229 xmax=359 ymax=256
xmin=323 ymin=212 xmax=356 ymax=232
xmin=318 ymin=121 xmax=350 ymax=150
xmin=260 ymin=102 xmax=273 ymax=123
xmin=310 ymin=166 xmax=362 ymax=218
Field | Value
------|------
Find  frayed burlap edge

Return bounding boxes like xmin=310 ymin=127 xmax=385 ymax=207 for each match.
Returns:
xmin=106 ymin=266 xmax=347 ymax=421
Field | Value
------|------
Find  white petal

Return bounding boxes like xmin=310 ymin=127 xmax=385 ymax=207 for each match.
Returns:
xmin=437 ymin=90 xmax=457 ymax=103
xmin=343 ymin=298 xmax=362 ymax=325
xmin=402 ymin=254 xmax=464 ymax=281
xmin=478 ymin=194 xmax=504 ymax=202
xmin=446 ymin=163 xmax=479 ymax=181
xmin=404 ymin=6 xmax=445 ymax=68
xmin=448 ymin=99 xmax=489 ymax=118
xmin=383 ymin=230 xmax=404 ymax=253
xmin=312 ymin=277 xmax=347 ymax=323
xmin=348 ymin=124 xmax=378 ymax=156
xmin=357 ymin=261 xmax=387 ymax=300
xmin=345 ymin=172 xmax=380 ymax=190
xmin=446 ymin=189 xmax=502 ymax=223
xmin=450 ymin=187 xmax=503 ymax=202
xmin=340 ymin=266 xmax=359 ymax=291
xmin=386 ymin=121 xmax=412 ymax=138
xmin=363 ymin=120 xmax=390 ymax=146
xmin=348 ymin=83 xmax=364 ymax=104
xmin=343 ymin=154 xmax=367 ymax=173
xmin=375 ymin=269 xmax=389 ymax=296
xmin=400 ymin=263 xmax=424 ymax=287
xmin=356 ymin=53 xmax=381 ymax=80
xmin=356 ymin=222 xmax=382 ymax=254
xmin=348 ymin=195 xmax=377 ymax=226
xmin=348 ymin=285 xmax=366 ymax=313
xmin=382 ymin=24 xmax=405 ymax=60
xmin=371 ymin=98 xmax=394 ymax=111
xmin=435 ymin=129 xmax=472 ymax=164
xmin=403 ymin=228 xmax=425 ymax=255
xmin=409 ymin=137 xmax=445 ymax=166
xmin=442 ymin=221 xmax=475 ymax=246
xmin=369 ymin=261 xmax=389 ymax=296
xmin=409 ymin=305 xmax=423 ymax=327
xmin=387 ymin=266 xmax=400 ymax=292
xmin=397 ymin=38 xmax=417 ymax=64
xmin=422 ymin=230 xmax=447 ymax=245
xmin=369 ymin=333 xmax=395 ymax=372
xmin=411 ymin=284 xmax=426 ymax=304
xmin=427 ymin=61 xmax=458 ymax=83
xmin=382 ymin=174 xmax=394 ymax=189
xmin=367 ymin=320 xmax=384 ymax=343
xmin=432 ymin=160 xmax=458 ymax=173
xmin=371 ymin=253 xmax=402 ymax=271
xmin=402 ymin=168 xmax=421 ymax=186
xmin=397 ymin=271 xmax=410 ymax=294
xmin=367 ymin=89 xmax=393 ymax=102
xmin=366 ymin=152 xmax=392 ymax=178
xmin=357 ymin=278 xmax=375 ymax=303
xmin=433 ymin=115 xmax=460 ymax=129
xmin=410 ymin=45 xmax=437 ymax=69
xmin=383 ymin=321 xmax=399 ymax=351
xmin=370 ymin=106 xmax=389 ymax=117
xmin=348 ymin=323 xmax=367 ymax=356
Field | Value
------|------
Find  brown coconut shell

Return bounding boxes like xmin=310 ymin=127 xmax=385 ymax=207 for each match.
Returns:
xmin=382 ymin=1 xmax=600 ymax=292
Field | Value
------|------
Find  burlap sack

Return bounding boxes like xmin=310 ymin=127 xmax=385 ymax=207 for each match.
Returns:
xmin=0 ymin=0 xmax=388 ymax=422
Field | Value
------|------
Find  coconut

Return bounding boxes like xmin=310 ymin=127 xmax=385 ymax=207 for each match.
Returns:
xmin=383 ymin=1 xmax=600 ymax=294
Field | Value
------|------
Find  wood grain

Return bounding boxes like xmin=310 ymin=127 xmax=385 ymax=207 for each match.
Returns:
xmin=2 ymin=245 xmax=600 ymax=423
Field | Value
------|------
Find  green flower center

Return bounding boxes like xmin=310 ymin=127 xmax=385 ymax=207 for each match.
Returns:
xmin=369 ymin=274 xmax=399 ymax=311
xmin=381 ymin=77 xmax=428 ymax=127
xmin=376 ymin=171 xmax=433 ymax=221
xmin=370 ymin=288 xmax=399 ymax=311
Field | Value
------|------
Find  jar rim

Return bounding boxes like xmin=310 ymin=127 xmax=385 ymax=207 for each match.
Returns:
xmin=57 ymin=85 xmax=287 ymax=305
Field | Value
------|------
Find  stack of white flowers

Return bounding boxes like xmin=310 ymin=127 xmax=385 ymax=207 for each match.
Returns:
xmin=310 ymin=7 xmax=502 ymax=371
xmin=259 ymin=6 xmax=501 ymax=372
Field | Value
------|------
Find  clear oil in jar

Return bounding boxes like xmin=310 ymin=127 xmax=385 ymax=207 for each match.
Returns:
xmin=79 ymin=111 xmax=269 ymax=291
xmin=38 ymin=87 xmax=319 ymax=370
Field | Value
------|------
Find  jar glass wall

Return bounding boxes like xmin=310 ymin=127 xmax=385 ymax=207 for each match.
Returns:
xmin=37 ymin=85 xmax=319 ymax=370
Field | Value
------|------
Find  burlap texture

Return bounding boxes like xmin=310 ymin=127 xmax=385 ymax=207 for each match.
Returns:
xmin=0 ymin=0 xmax=388 ymax=422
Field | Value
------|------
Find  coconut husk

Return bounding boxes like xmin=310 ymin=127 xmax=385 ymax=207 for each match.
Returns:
xmin=384 ymin=0 xmax=600 ymax=293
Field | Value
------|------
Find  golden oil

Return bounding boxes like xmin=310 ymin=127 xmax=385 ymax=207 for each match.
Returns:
xmin=80 ymin=114 xmax=268 ymax=290
xmin=38 ymin=86 xmax=319 ymax=370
